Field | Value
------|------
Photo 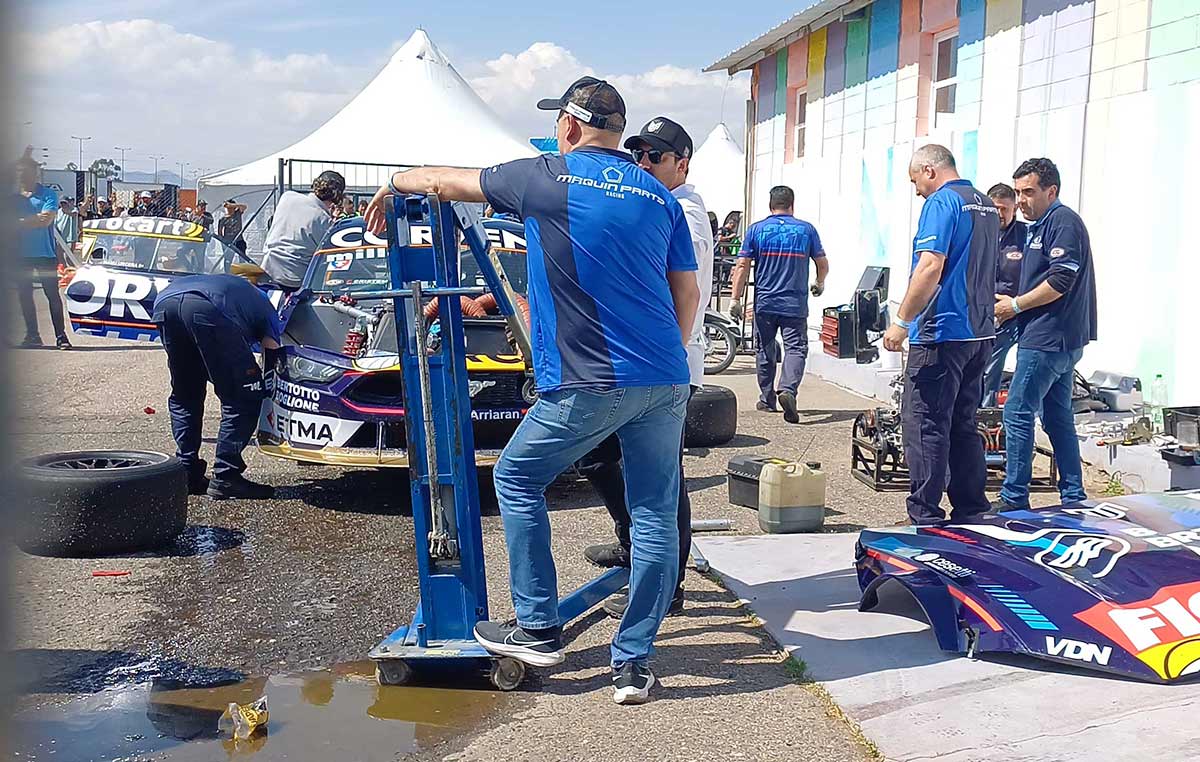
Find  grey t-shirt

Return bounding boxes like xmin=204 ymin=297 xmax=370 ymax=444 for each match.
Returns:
xmin=261 ymin=191 xmax=333 ymax=289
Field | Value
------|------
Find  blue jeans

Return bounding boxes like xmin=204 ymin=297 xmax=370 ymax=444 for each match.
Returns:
xmin=755 ymin=312 xmax=808 ymax=406
xmin=493 ymin=383 xmax=688 ymax=668
xmin=1000 ymin=347 xmax=1087 ymax=509
xmin=982 ymin=320 xmax=1019 ymax=407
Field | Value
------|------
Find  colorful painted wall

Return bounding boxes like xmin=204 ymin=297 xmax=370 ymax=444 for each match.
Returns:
xmin=747 ymin=0 xmax=1200 ymax=403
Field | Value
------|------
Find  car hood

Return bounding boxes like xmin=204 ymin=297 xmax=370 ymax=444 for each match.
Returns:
xmin=857 ymin=491 xmax=1200 ymax=682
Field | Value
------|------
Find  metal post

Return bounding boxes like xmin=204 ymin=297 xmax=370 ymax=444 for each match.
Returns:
xmin=114 ymin=146 xmax=131 ymax=180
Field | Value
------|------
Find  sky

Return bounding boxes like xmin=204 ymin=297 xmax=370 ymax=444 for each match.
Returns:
xmin=14 ymin=0 xmax=788 ymax=180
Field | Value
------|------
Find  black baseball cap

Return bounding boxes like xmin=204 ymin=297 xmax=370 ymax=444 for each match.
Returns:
xmin=624 ymin=116 xmax=693 ymax=159
xmin=536 ymin=76 xmax=626 ymax=131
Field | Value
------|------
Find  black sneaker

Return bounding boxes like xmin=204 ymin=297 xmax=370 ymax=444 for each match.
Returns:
xmin=778 ymin=390 xmax=800 ymax=424
xmin=612 ymin=662 xmax=655 ymax=705
xmin=473 ymin=620 xmax=564 ymax=667
xmin=602 ymin=589 xmax=685 ymax=619
xmin=989 ymin=498 xmax=1022 ymax=514
xmin=19 ymin=335 xmax=41 ymax=348
xmin=207 ymin=474 xmax=275 ymax=500
xmin=755 ymin=401 xmax=777 ymax=413
xmin=55 ymin=335 xmax=72 ymax=350
xmin=584 ymin=542 xmax=630 ymax=569
xmin=187 ymin=460 xmax=210 ymax=496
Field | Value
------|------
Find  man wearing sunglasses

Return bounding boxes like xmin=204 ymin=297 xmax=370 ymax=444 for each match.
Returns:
xmin=580 ymin=116 xmax=712 ymax=618
xmin=363 ymin=77 xmax=699 ymax=706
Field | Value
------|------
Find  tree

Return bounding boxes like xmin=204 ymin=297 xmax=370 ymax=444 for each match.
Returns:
xmin=87 ymin=158 xmax=121 ymax=180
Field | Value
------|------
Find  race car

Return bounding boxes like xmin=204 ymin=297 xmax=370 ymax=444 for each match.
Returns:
xmin=856 ymin=490 xmax=1200 ymax=683
xmin=256 ymin=216 xmax=533 ymax=468
xmin=63 ymin=215 xmax=253 ymax=341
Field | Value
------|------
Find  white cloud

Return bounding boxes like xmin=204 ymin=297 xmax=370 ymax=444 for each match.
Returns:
xmin=17 ymin=23 xmax=747 ymax=178
xmin=467 ymin=42 xmax=749 ymax=149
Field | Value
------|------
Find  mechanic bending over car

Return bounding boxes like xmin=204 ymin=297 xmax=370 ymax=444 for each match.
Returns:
xmin=12 ymin=147 xmax=71 ymax=350
xmin=261 ymin=170 xmax=345 ymax=291
xmin=363 ymin=77 xmax=699 ymax=706
xmin=152 ymin=274 xmax=282 ymax=500
xmin=580 ymin=116 xmax=714 ymax=619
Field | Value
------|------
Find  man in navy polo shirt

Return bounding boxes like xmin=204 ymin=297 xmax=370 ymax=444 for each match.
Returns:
xmin=982 ymin=182 xmax=1028 ymax=406
xmin=882 ymin=145 xmax=998 ymax=524
xmin=363 ymin=77 xmax=698 ymax=705
xmin=993 ymin=158 xmax=1096 ymax=510
xmin=728 ymin=186 xmax=828 ymax=423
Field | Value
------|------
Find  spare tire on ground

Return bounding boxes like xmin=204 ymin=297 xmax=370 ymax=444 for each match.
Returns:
xmin=16 ymin=451 xmax=188 ymax=557
xmin=685 ymin=385 xmax=738 ymax=448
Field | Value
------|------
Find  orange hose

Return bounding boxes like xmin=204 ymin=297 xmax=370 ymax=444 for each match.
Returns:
xmin=473 ymin=293 xmax=530 ymax=326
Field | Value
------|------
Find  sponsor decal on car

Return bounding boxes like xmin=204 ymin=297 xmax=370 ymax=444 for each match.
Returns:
xmin=1076 ymin=580 xmax=1200 ymax=680
xmin=964 ymin=524 xmax=1131 ymax=579
xmin=272 ymin=379 xmax=323 ymax=413
xmin=1045 ymin=636 xmax=1112 ymax=666
xmin=260 ymin=402 xmax=360 ymax=448
xmin=912 ymin=552 xmax=975 ymax=579
xmin=82 ymin=216 xmax=205 ymax=241
xmin=65 ymin=268 xmax=170 ymax=322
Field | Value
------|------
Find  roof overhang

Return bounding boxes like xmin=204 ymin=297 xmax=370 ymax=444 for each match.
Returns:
xmin=705 ymin=0 xmax=872 ymax=75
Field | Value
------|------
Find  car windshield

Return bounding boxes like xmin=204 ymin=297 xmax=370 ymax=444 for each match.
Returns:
xmin=82 ymin=232 xmax=246 ymax=274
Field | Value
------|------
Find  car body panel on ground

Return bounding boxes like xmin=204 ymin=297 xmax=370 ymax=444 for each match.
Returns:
xmin=857 ymin=490 xmax=1200 ymax=683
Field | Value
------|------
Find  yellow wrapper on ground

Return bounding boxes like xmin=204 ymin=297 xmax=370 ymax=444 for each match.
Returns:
xmin=219 ymin=695 xmax=269 ymax=740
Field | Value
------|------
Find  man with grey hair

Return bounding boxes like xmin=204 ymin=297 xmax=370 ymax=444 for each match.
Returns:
xmin=882 ymin=144 xmax=998 ymax=524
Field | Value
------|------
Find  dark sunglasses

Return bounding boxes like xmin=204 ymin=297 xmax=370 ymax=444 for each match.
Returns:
xmin=631 ymin=147 xmax=677 ymax=164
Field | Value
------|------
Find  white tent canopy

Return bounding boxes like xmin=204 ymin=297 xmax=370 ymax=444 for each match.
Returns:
xmin=198 ymin=29 xmax=537 ymax=251
xmin=202 ymin=29 xmax=536 ymax=187
xmin=689 ymin=123 xmax=745 ymax=224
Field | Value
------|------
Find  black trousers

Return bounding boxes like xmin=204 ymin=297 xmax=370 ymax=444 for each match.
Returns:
xmin=901 ymin=340 xmax=992 ymax=523
xmin=580 ymin=391 xmax=693 ymax=591
xmin=157 ymin=293 xmax=264 ymax=480
xmin=18 ymin=260 xmax=67 ymax=341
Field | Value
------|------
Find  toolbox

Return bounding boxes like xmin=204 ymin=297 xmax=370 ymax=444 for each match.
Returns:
xmin=1165 ymin=407 xmax=1200 ymax=449
xmin=727 ymin=455 xmax=821 ymax=509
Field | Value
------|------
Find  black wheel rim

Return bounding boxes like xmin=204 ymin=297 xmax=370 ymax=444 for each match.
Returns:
xmin=41 ymin=455 xmax=160 ymax=470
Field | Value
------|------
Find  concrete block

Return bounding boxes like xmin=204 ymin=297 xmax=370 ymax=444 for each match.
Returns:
xmin=1148 ymin=17 xmax=1200 ymax=59
xmin=1054 ymin=1 xmax=1095 ymax=28
xmin=1049 ymin=75 xmax=1090 ymax=109
xmin=1118 ymin=0 xmax=1151 ymax=36
xmin=1090 ymin=68 xmax=1115 ymax=99
xmin=1113 ymin=61 xmax=1148 ymax=94
xmin=1115 ymin=30 xmax=1150 ymax=66
xmin=1020 ymin=58 xmax=1051 ymax=88
xmin=1053 ymin=18 xmax=1096 ymax=55
xmin=896 ymin=72 xmax=920 ymax=101
xmin=1093 ymin=10 xmax=1118 ymax=42
xmin=1051 ymin=46 xmax=1094 ymax=82
xmin=1019 ymin=84 xmax=1049 ymax=115
xmin=1147 ymin=47 xmax=1200 ymax=88
xmin=1149 ymin=0 xmax=1195 ymax=26
xmin=865 ymin=123 xmax=897 ymax=148
xmin=1091 ymin=39 xmax=1117 ymax=72
xmin=957 ymin=77 xmax=983 ymax=107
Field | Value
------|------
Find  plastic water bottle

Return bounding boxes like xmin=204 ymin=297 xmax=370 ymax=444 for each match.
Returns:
xmin=1150 ymin=374 xmax=1168 ymax=432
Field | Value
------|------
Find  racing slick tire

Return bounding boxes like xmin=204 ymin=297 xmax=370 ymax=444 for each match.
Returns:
xmin=16 ymin=450 xmax=188 ymax=557
xmin=684 ymin=385 xmax=738 ymax=448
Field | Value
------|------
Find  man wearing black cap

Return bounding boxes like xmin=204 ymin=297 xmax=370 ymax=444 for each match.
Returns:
xmin=364 ymin=77 xmax=699 ymax=706
xmin=262 ymin=171 xmax=344 ymax=290
xmin=581 ymin=116 xmax=713 ymax=619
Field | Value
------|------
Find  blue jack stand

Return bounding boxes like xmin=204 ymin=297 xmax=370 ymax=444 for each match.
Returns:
xmin=366 ymin=195 xmax=629 ymax=690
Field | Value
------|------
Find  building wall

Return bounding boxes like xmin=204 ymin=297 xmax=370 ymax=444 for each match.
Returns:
xmin=746 ymin=0 xmax=1200 ymax=403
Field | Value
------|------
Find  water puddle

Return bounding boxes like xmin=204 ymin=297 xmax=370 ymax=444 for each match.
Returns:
xmin=13 ymin=661 xmax=513 ymax=761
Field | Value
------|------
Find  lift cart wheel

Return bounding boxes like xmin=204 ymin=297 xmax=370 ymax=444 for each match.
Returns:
xmin=376 ymin=660 xmax=413 ymax=686
xmin=489 ymin=658 xmax=525 ymax=691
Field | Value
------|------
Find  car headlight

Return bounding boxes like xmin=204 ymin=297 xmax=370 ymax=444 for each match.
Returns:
xmin=521 ymin=377 xmax=538 ymax=405
xmin=286 ymin=355 xmax=344 ymax=384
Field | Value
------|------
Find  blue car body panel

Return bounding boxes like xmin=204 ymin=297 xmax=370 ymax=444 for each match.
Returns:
xmin=856 ymin=490 xmax=1200 ymax=682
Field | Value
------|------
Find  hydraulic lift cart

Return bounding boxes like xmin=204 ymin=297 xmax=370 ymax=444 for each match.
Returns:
xmin=366 ymin=195 xmax=629 ymax=690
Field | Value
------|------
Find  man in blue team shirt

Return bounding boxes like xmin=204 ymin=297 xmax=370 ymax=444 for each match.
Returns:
xmin=993 ymin=158 xmax=1096 ymax=511
xmin=882 ymin=145 xmax=999 ymax=524
xmin=363 ymin=77 xmax=699 ymax=705
xmin=152 ymin=274 xmax=282 ymax=500
xmin=982 ymin=183 xmax=1028 ymax=406
xmin=728 ymin=186 xmax=829 ymax=424
xmin=12 ymin=148 xmax=71 ymax=349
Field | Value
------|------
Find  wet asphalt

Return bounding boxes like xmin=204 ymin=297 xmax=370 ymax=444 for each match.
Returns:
xmin=7 ymin=306 xmax=1106 ymax=761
